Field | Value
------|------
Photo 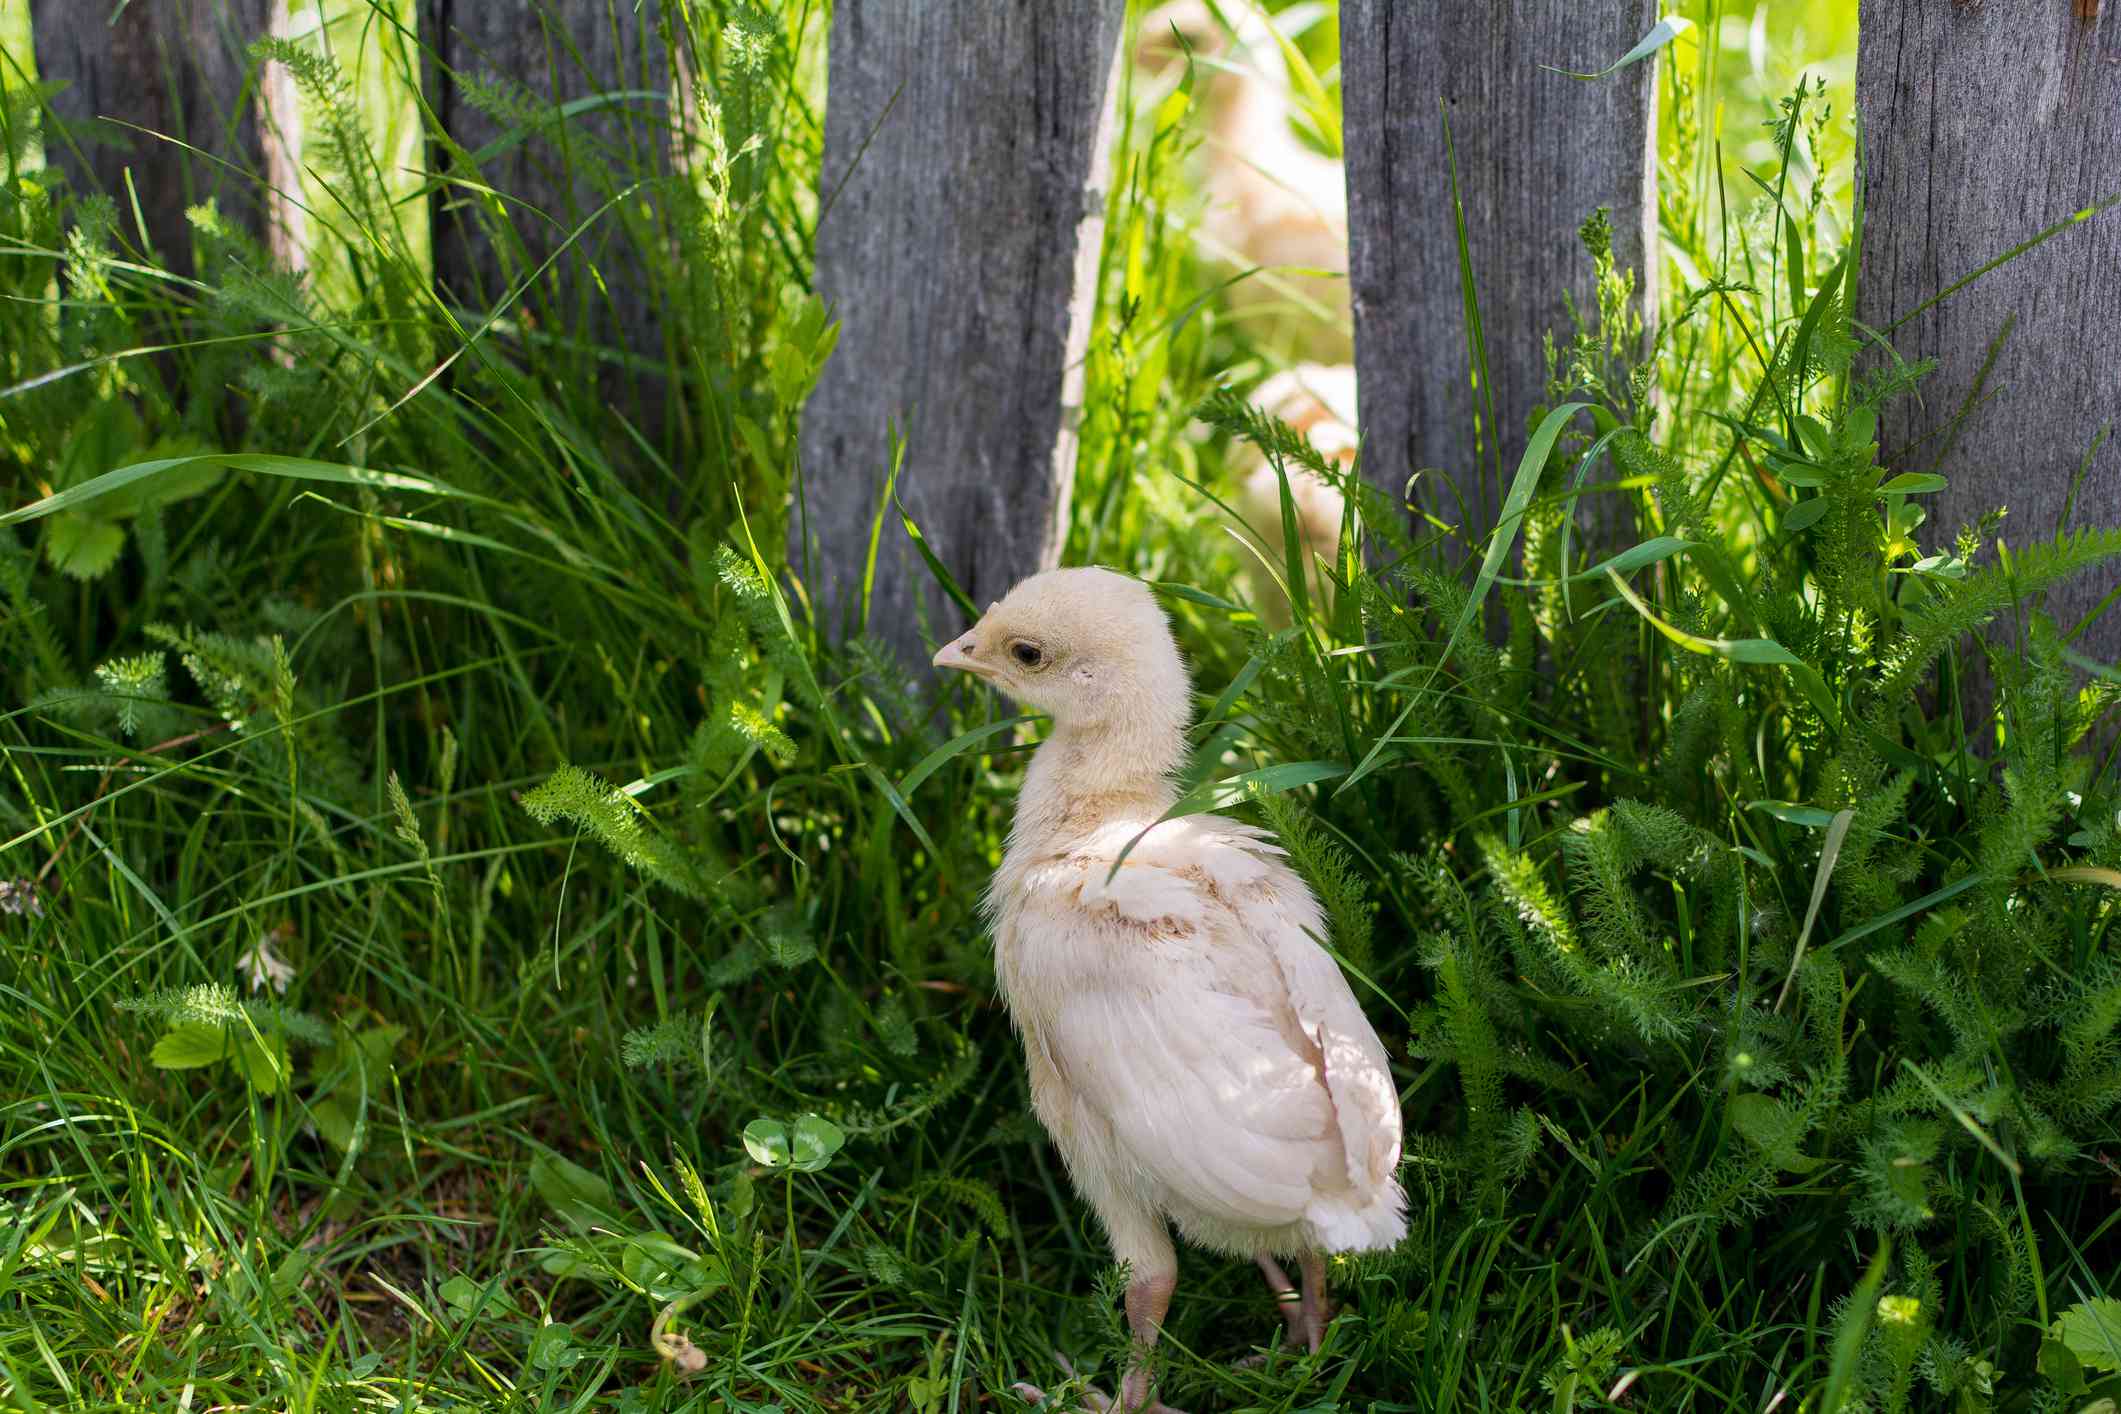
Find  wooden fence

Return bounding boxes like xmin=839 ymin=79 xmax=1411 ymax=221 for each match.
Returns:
xmin=15 ymin=2 xmax=2120 ymax=667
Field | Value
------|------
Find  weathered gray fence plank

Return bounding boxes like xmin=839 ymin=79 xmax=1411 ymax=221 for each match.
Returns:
xmin=27 ymin=0 xmax=273 ymax=277
xmin=797 ymin=0 xmax=1125 ymax=665
xmin=1340 ymin=2 xmax=1658 ymax=558
xmin=1857 ymin=0 xmax=2121 ymax=669
xmin=422 ymin=0 xmax=671 ymax=422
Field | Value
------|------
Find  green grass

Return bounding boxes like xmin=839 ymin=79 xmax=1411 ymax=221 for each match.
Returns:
xmin=4 ymin=2 xmax=2121 ymax=1412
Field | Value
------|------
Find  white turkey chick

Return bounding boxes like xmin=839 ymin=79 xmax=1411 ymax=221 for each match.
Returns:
xmin=1229 ymin=363 xmax=1357 ymax=627
xmin=1138 ymin=0 xmax=1350 ymax=359
xmin=932 ymin=567 xmax=1405 ymax=1412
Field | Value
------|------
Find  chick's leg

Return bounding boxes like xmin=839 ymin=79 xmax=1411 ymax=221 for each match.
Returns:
xmin=1296 ymin=1251 xmax=1331 ymax=1354
xmin=1107 ymin=1208 xmax=1180 ymax=1412
xmin=1012 ymin=1275 xmax=1185 ymax=1414
xmin=1254 ymin=1254 xmax=1306 ymax=1349
xmin=1119 ymin=1271 xmax=1177 ymax=1411
xmin=1012 ymin=1207 xmax=1185 ymax=1414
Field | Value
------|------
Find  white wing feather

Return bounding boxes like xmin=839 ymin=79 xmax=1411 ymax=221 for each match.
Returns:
xmin=1032 ymin=817 xmax=1405 ymax=1249
xmin=1234 ymin=853 xmax=1405 ymax=1205
xmin=1051 ymin=984 xmax=1328 ymax=1225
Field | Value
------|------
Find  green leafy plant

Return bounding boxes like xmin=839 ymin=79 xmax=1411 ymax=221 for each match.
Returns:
xmin=120 ymin=984 xmax=399 ymax=1150
xmin=741 ymin=1113 xmax=846 ymax=1174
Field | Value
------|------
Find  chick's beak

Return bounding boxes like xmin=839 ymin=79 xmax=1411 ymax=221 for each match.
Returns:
xmin=932 ymin=634 xmax=991 ymax=677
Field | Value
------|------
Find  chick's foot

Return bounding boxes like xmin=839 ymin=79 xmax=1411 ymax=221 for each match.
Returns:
xmin=1016 ymin=1276 xmax=1184 ymax=1414
xmin=1011 ymin=1352 xmax=1188 ymax=1414
xmin=1231 ymin=1254 xmax=1307 ymax=1368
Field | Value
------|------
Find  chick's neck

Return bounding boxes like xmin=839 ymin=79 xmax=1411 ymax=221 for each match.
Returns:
xmin=1013 ymin=710 xmax=1187 ymax=843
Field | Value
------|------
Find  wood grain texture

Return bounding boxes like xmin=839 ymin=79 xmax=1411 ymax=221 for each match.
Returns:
xmin=28 ymin=0 xmax=273 ymax=277
xmin=1857 ymin=0 xmax=2121 ymax=667
xmin=797 ymin=0 xmax=1124 ymax=666
xmin=422 ymin=0 xmax=670 ymax=421
xmin=1340 ymin=2 xmax=1658 ymax=558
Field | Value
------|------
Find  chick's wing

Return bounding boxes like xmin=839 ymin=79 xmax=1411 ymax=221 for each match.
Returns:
xmin=1032 ymin=818 xmax=1400 ymax=1228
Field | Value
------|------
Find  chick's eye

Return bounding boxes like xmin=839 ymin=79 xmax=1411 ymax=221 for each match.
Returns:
xmin=1010 ymin=641 xmax=1044 ymax=669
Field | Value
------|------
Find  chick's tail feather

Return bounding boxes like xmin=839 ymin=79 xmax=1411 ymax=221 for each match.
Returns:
xmin=1305 ymin=1182 xmax=1407 ymax=1252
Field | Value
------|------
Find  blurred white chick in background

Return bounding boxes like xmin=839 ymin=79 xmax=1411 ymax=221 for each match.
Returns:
xmin=934 ymin=568 xmax=1405 ymax=1412
xmin=1230 ymin=363 xmax=1357 ymax=627
xmin=1138 ymin=0 xmax=1351 ymax=359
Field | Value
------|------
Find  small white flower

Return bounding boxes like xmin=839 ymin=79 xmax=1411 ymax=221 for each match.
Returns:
xmin=0 ymin=878 xmax=44 ymax=919
xmin=238 ymin=929 xmax=296 ymax=994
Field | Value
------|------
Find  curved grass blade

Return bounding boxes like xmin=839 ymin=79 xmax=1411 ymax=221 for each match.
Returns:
xmin=2037 ymin=864 xmax=2121 ymax=890
xmin=1551 ymin=423 xmax=1627 ymax=615
xmin=1341 ymin=402 xmax=1589 ymax=796
xmin=1817 ymin=1243 xmax=1892 ymax=1414
xmin=1193 ymin=633 xmax=1288 ymax=743
xmin=1167 ymin=759 xmax=1346 ymax=818
xmin=897 ymin=715 xmax=1039 ymax=800
xmin=1604 ymin=566 xmax=1838 ymax=728
xmin=1110 ymin=760 xmax=1346 ymax=881
xmin=893 ymin=482 xmax=979 ymax=625
xmin=1544 ymin=15 xmax=1693 ymax=81
xmin=1747 ymin=800 xmax=1838 ymax=829
xmin=1441 ymin=103 xmax=1501 ymax=503
xmin=1454 ymin=402 xmax=1589 ymax=658
xmin=1781 ymin=252 xmax=1849 ymax=438
xmin=1901 ymin=1061 xmax=2020 ymax=1176
xmin=1823 ymin=873 xmax=1984 ymax=953
xmin=1774 ymin=807 xmax=1853 ymax=1010
xmin=1148 ymin=579 xmax=1246 ymax=614
xmin=859 ymin=763 xmax=936 ymax=855
xmin=861 ymin=424 xmax=910 ymax=636
xmin=2 ymin=453 xmax=487 ymax=528
xmin=1492 ymin=535 xmax=1694 ymax=587
xmin=1888 ymin=190 xmax=2121 ymax=333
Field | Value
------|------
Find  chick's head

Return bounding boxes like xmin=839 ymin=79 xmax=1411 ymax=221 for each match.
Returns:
xmin=932 ymin=567 xmax=1190 ymax=732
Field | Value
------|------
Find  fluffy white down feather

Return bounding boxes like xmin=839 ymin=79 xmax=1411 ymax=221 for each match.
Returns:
xmin=988 ymin=813 xmax=1405 ymax=1267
